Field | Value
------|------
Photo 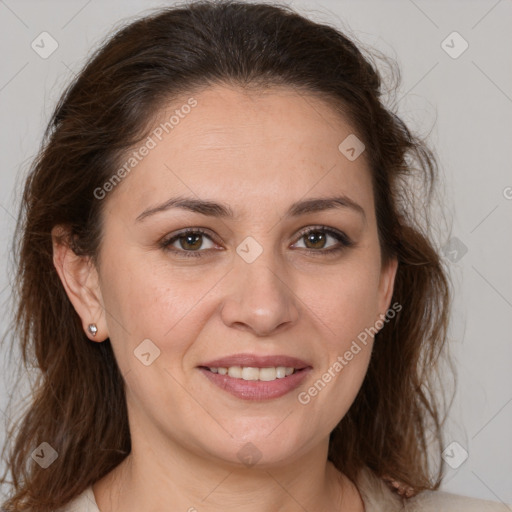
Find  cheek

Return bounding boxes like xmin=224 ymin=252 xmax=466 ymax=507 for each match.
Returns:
xmin=300 ymin=295 xmax=376 ymax=432
xmin=99 ymin=253 xmax=221 ymax=365
xmin=300 ymin=256 xmax=383 ymax=342
xmin=296 ymin=254 xmax=381 ymax=411
xmin=298 ymin=332 xmax=373 ymax=438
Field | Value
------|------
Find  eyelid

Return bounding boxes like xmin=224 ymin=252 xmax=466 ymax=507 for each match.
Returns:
xmin=293 ymin=225 xmax=353 ymax=248
xmin=160 ymin=227 xmax=220 ymax=252
xmin=160 ymin=225 xmax=354 ymax=257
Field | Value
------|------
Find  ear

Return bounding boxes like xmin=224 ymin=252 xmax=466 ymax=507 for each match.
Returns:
xmin=376 ymin=256 xmax=398 ymax=322
xmin=51 ymin=225 xmax=108 ymax=342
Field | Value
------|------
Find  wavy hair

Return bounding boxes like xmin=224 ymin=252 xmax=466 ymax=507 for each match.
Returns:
xmin=1 ymin=1 xmax=453 ymax=510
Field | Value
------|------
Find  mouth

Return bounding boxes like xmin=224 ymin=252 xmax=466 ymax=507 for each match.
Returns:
xmin=198 ymin=353 xmax=311 ymax=372
xmin=197 ymin=354 xmax=312 ymax=400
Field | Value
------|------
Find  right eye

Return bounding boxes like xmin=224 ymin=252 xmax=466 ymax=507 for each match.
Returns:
xmin=160 ymin=228 xmax=219 ymax=258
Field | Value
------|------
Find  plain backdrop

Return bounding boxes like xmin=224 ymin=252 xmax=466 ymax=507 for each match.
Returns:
xmin=0 ymin=0 xmax=511 ymax=505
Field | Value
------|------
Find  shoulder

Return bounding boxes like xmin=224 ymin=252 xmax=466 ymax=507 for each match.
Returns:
xmin=406 ymin=489 xmax=512 ymax=512
xmin=355 ymin=466 xmax=511 ymax=512
xmin=54 ymin=486 xmax=100 ymax=512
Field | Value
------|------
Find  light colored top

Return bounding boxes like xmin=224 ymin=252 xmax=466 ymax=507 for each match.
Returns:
xmin=57 ymin=466 xmax=512 ymax=511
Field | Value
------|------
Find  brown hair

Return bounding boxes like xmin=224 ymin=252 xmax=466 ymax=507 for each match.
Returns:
xmin=1 ymin=1 xmax=453 ymax=510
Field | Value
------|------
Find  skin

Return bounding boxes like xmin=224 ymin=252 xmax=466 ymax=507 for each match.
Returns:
xmin=52 ymin=83 xmax=398 ymax=512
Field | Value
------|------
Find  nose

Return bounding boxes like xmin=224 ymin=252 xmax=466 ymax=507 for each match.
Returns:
xmin=219 ymin=247 xmax=300 ymax=337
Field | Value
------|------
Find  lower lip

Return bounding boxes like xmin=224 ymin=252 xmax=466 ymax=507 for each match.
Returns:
xmin=198 ymin=367 xmax=312 ymax=401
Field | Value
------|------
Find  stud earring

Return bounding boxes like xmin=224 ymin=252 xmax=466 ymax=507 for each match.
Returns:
xmin=382 ymin=475 xmax=416 ymax=498
xmin=87 ymin=324 xmax=98 ymax=337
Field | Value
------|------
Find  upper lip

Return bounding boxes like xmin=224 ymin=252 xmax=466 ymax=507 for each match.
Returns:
xmin=199 ymin=353 xmax=311 ymax=369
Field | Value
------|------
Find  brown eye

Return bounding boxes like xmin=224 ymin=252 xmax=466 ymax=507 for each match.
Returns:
xmin=293 ymin=226 xmax=353 ymax=255
xmin=176 ymin=232 xmax=204 ymax=251
xmin=303 ymin=230 xmax=328 ymax=250
xmin=160 ymin=228 xmax=217 ymax=258
xmin=160 ymin=225 xmax=353 ymax=259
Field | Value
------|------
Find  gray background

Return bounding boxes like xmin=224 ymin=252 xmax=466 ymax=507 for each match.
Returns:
xmin=1 ymin=0 xmax=511 ymax=505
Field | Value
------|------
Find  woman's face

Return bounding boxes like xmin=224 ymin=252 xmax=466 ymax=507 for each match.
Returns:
xmin=87 ymin=84 xmax=397 ymax=467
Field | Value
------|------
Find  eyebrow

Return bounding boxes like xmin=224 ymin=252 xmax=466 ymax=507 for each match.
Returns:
xmin=135 ymin=195 xmax=366 ymax=223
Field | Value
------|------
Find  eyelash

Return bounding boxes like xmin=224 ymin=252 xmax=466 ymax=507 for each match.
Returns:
xmin=159 ymin=225 xmax=354 ymax=259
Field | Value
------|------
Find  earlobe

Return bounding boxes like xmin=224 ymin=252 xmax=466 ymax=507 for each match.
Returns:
xmin=51 ymin=225 xmax=108 ymax=342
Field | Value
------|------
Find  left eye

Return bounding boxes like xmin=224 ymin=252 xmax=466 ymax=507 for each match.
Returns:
xmin=292 ymin=227 xmax=350 ymax=251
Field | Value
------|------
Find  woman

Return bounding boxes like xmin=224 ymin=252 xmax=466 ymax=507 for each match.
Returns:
xmin=1 ymin=1 xmax=509 ymax=511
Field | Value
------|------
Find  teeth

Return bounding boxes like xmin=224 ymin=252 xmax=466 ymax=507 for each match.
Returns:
xmin=208 ymin=366 xmax=296 ymax=381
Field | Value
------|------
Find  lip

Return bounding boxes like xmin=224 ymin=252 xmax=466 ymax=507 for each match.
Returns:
xmin=198 ymin=366 xmax=312 ymax=401
xmin=198 ymin=353 xmax=311 ymax=370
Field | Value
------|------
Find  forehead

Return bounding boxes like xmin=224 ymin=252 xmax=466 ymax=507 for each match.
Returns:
xmin=106 ymin=84 xmax=373 ymax=218
xmin=163 ymin=84 xmax=358 ymax=158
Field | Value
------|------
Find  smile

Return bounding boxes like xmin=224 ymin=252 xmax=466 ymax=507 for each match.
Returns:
xmin=198 ymin=366 xmax=311 ymax=400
